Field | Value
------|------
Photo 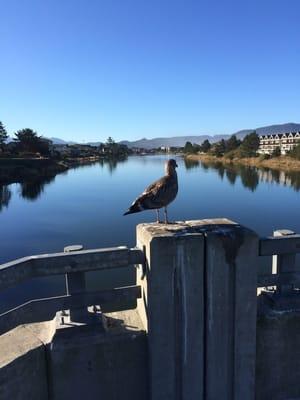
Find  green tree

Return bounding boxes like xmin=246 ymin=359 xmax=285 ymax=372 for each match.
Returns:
xmin=183 ymin=141 xmax=195 ymax=154
xmin=272 ymin=146 xmax=281 ymax=157
xmin=36 ymin=138 xmax=51 ymax=156
xmin=119 ymin=144 xmax=130 ymax=154
xmin=192 ymin=143 xmax=201 ymax=152
xmin=289 ymin=143 xmax=300 ymax=160
xmin=0 ymin=121 xmax=8 ymax=150
xmin=105 ymin=136 xmax=117 ymax=155
xmin=240 ymin=131 xmax=260 ymax=157
xmin=14 ymin=128 xmax=50 ymax=155
xmin=104 ymin=136 xmax=130 ymax=157
xmin=106 ymin=136 xmax=115 ymax=146
xmin=14 ymin=129 xmax=40 ymax=151
xmin=211 ymin=139 xmax=226 ymax=157
xmin=226 ymin=135 xmax=241 ymax=152
xmin=201 ymin=139 xmax=211 ymax=153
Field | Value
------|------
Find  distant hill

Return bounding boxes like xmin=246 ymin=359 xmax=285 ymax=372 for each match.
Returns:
xmin=6 ymin=137 xmax=77 ymax=145
xmin=233 ymin=123 xmax=300 ymax=138
xmin=86 ymin=141 xmax=102 ymax=147
xmin=50 ymin=138 xmax=101 ymax=146
xmin=49 ymin=137 xmax=76 ymax=145
xmin=120 ymin=123 xmax=300 ymax=149
xmin=6 ymin=123 xmax=300 ymax=149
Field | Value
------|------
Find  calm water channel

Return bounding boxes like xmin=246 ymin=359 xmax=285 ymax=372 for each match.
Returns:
xmin=1 ymin=154 xmax=300 ymax=311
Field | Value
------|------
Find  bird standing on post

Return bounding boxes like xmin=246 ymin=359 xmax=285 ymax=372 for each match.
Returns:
xmin=123 ymin=159 xmax=178 ymax=224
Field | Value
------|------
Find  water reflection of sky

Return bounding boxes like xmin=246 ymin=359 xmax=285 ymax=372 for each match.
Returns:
xmin=1 ymin=154 xmax=300 ymax=312
xmin=1 ymin=155 xmax=300 ymax=264
xmin=185 ymin=158 xmax=300 ymax=192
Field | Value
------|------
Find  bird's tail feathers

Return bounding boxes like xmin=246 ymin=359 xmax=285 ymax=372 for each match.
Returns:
xmin=123 ymin=201 xmax=144 ymax=216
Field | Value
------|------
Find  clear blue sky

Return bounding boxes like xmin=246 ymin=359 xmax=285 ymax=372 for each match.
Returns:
xmin=1 ymin=0 xmax=300 ymax=142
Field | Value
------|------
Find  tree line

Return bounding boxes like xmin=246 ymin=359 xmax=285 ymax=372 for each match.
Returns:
xmin=183 ymin=130 xmax=300 ymax=160
xmin=101 ymin=136 xmax=131 ymax=157
xmin=0 ymin=121 xmax=51 ymax=156
xmin=0 ymin=121 xmax=130 ymax=158
xmin=183 ymin=131 xmax=260 ymax=158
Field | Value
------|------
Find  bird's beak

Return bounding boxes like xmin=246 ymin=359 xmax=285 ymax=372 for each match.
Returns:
xmin=175 ymin=163 xmax=178 ymax=168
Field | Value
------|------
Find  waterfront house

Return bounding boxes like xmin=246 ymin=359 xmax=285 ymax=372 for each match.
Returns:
xmin=258 ymin=131 xmax=300 ymax=155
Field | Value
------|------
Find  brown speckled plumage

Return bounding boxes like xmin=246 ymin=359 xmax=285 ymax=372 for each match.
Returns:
xmin=123 ymin=159 xmax=178 ymax=223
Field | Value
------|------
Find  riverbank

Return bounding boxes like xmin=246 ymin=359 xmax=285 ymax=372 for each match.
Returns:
xmin=0 ymin=158 xmax=69 ymax=185
xmin=185 ymin=154 xmax=300 ymax=172
xmin=0 ymin=156 xmax=110 ymax=185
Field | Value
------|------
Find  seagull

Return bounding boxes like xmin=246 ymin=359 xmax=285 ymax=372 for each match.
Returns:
xmin=123 ymin=159 xmax=178 ymax=224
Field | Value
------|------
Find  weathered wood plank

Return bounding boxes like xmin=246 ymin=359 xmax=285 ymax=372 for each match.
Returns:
xmin=0 ymin=247 xmax=144 ymax=291
xmin=259 ymin=235 xmax=300 ymax=256
xmin=205 ymin=223 xmax=258 ymax=400
xmin=64 ymin=244 xmax=88 ymax=322
xmin=257 ymin=273 xmax=300 ymax=288
xmin=0 ymin=285 xmax=141 ymax=335
xmin=137 ymin=222 xmax=205 ymax=400
xmin=271 ymin=230 xmax=296 ymax=294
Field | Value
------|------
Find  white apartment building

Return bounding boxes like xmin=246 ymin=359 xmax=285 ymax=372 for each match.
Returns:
xmin=258 ymin=132 xmax=300 ymax=155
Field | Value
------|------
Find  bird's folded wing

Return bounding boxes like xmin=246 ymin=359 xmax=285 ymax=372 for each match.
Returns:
xmin=140 ymin=177 xmax=169 ymax=207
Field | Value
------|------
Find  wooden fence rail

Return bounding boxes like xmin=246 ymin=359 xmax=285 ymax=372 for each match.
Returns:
xmin=0 ymin=285 xmax=141 ymax=335
xmin=258 ymin=230 xmax=300 ymax=290
xmin=0 ymin=245 xmax=145 ymax=334
xmin=0 ymin=246 xmax=144 ymax=291
xmin=259 ymin=234 xmax=300 ymax=256
xmin=1 ymin=230 xmax=300 ymax=334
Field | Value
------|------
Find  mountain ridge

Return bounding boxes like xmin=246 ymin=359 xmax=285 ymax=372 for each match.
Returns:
xmin=6 ymin=123 xmax=300 ymax=148
xmin=119 ymin=123 xmax=300 ymax=149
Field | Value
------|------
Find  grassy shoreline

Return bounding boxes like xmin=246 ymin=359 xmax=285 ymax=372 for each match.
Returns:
xmin=185 ymin=153 xmax=300 ymax=172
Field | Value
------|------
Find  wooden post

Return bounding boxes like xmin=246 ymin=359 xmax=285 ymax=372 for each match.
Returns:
xmin=204 ymin=219 xmax=258 ymax=400
xmin=137 ymin=219 xmax=258 ymax=400
xmin=64 ymin=245 xmax=88 ymax=322
xmin=137 ymin=221 xmax=205 ymax=400
xmin=272 ymin=229 xmax=296 ymax=294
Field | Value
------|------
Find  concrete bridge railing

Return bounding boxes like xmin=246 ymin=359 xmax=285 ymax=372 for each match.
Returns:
xmin=1 ymin=218 xmax=300 ymax=400
xmin=0 ymin=245 xmax=144 ymax=334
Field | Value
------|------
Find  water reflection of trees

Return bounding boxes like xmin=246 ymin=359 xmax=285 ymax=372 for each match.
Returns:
xmin=200 ymin=162 xmax=259 ymax=191
xmin=0 ymin=175 xmax=57 ymax=213
xmin=0 ymin=185 xmax=12 ymax=211
xmin=98 ymin=156 xmax=128 ymax=174
xmin=184 ymin=158 xmax=200 ymax=170
xmin=225 ymin=169 xmax=237 ymax=185
xmin=217 ymin=165 xmax=225 ymax=180
xmin=19 ymin=176 xmax=56 ymax=201
xmin=0 ymin=157 xmax=132 ymax=213
xmin=214 ymin=163 xmax=258 ymax=191
xmin=239 ymin=167 xmax=259 ymax=192
xmin=199 ymin=161 xmax=300 ymax=192
xmin=258 ymin=168 xmax=300 ymax=191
